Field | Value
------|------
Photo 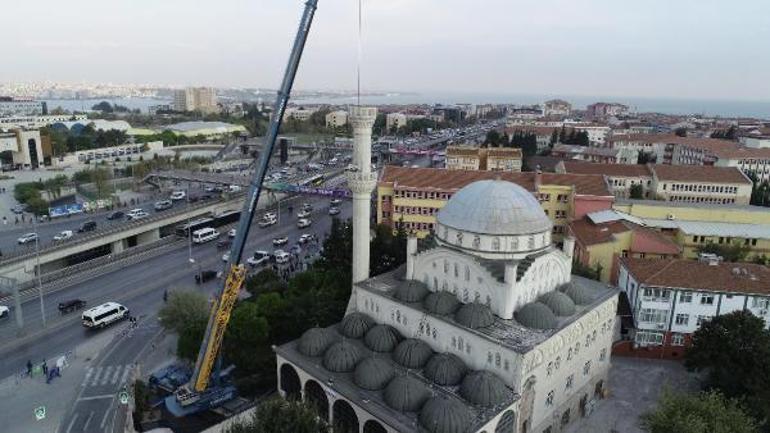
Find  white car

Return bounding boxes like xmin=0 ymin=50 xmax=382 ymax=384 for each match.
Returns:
xmin=17 ymin=233 xmax=38 ymax=245
xmin=298 ymin=234 xmax=313 ymax=244
xmin=273 ymin=236 xmax=289 ymax=246
xmin=53 ymin=230 xmax=73 ymax=241
xmin=222 ymin=252 xmax=230 ymax=262
xmin=246 ymin=251 xmax=270 ymax=267
xmin=228 ymin=185 xmax=242 ymax=193
xmin=258 ymin=216 xmax=277 ymax=228
xmin=228 ymin=228 xmax=237 ymax=238
xmin=126 ymin=209 xmax=149 ymax=220
xmin=328 ymin=207 xmax=340 ymax=216
xmin=297 ymin=218 xmax=312 ymax=229
xmin=170 ymin=191 xmax=186 ymax=201
xmin=330 ymin=198 xmax=342 ymax=205
xmin=0 ymin=305 xmax=9 ymax=319
xmin=297 ymin=210 xmax=311 ymax=219
xmin=273 ymin=250 xmax=290 ymax=264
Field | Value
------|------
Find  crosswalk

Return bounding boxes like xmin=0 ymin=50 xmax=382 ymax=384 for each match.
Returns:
xmin=83 ymin=364 xmax=134 ymax=388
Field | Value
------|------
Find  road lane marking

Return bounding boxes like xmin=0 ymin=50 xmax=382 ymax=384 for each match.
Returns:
xmin=84 ymin=367 xmax=93 ymax=383
xmin=65 ymin=412 xmax=79 ymax=433
xmin=77 ymin=394 xmax=115 ymax=401
xmin=120 ymin=366 xmax=131 ymax=385
xmin=100 ymin=406 xmax=113 ymax=429
xmin=83 ymin=411 xmax=95 ymax=431
xmin=90 ymin=367 xmax=103 ymax=386
xmin=110 ymin=365 xmax=122 ymax=384
xmin=101 ymin=366 xmax=114 ymax=386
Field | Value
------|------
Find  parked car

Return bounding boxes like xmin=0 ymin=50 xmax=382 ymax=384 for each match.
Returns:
xmin=298 ymin=233 xmax=313 ymax=244
xmin=328 ymin=207 xmax=341 ymax=216
xmin=78 ymin=221 xmax=97 ymax=233
xmin=246 ymin=251 xmax=270 ymax=267
xmin=11 ymin=204 xmax=25 ymax=214
xmin=228 ymin=229 xmax=237 ymax=238
xmin=170 ymin=191 xmax=186 ymax=201
xmin=53 ymin=230 xmax=73 ymax=241
xmin=273 ymin=250 xmax=290 ymax=264
xmin=227 ymin=185 xmax=242 ymax=193
xmin=17 ymin=233 xmax=38 ymax=245
xmin=106 ymin=210 xmax=124 ymax=220
xmin=297 ymin=218 xmax=312 ymax=229
xmin=58 ymin=299 xmax=87 ymax=314
xmin=0 ymin=305 xmax=9 ymax=319
xmin=195 ymin=270 xmax=218 ymax=284
xmin=204 ymin=185 xmax=223 ymax=193
xmin=154 ymin=200 xmax=173 ymax=211
xmin=297 ymin=210 xmax=311 ymax=219
xmin=273 ymin=236 xmax=289 ymax=246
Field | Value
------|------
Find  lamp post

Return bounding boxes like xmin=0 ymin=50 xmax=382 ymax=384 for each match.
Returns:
xmin=31 ymin=216 xmax=45 ymax=328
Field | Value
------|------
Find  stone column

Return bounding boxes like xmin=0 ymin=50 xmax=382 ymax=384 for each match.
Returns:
xmin=347 ymin=106 xmax=378 ymax=285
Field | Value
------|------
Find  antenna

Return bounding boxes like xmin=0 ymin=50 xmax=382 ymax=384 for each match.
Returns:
xmin=357 ymin=0 xmax=362 ymax=106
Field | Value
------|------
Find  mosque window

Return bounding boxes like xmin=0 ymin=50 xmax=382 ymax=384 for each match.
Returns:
xmin=495 ymin=353 xmax=501 ymax=367
xmin=432 ymin=329 xmax=437 ymax=340
xmin=567 ymin=348 xmax=573 ymax=360
xmin=492 ymin=237 xmax=501 ymax=250
xmin=464 ymin=266 xmax=470 ymax=281
xmin=463 ymin=289 xmax=469 ymax=302
xmin=546 ymin=362 xmax=553 ymax=376
xmin=452 ymin=337 xmax=457 ymax=348
xmin=528 ymin=236 xmax=535 ymax=249
xmin=555 ymin=357 xmax=561 ymax=369
xmin=433 ymin=277 xmax=438 ymax=290
xmin=546 ymin=391 xmax=554 ymax=407
xmin=585 ymin=335 xmax=590 ymax=347
xmin=456 ymin=232 xmax=463 ymax=245
xmin=511 ymin=237 xmax=519 ymax=250
xmin=444 ymin=260 xmax=449 ymax=273
xmin=592 ymin=330 xmax=597 ymax=341
xmin=454 ymin=263 xmax=459 ymax=278
xmin=599 ymin=348 xmax=606 ymax=362
xmin=583 ymin=361 xmax=591 ymax=376
xmin=575 ymin=342 xmax=580 ymax=354
xmin=472 ymin=235 xmax=481 ymax=248
xmin=504 ymin=359 xmax=510 ymax=371
xmin=488 ymin=352 xmax=493 ymax=363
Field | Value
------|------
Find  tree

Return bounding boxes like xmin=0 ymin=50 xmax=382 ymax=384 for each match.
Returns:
xmin=685 ymin=311 xmax=770 ymax=428
xmin=637 ymin=151 xmax=656 ymax=165
xmin=92 ymin=101 xmax=114 ymax=113
xmin=674 ymin=127 xmax=688 ymax=137
xmin=640 ymin=390 xmax=758 ymax=433
xmin=484 ymin=130 xmax=503 ymax=147
xmin=629 ymin=183 xmax=644 ymax=199
xmin=225 ymin=398 xmax=329 ymax=433
xmin=158 ymin=290 xmax=209 ymax=334
xmin=695 ymin=241 xmax=751 ymax=262
xmin=223 ymin=303 xmax=270 ymax=377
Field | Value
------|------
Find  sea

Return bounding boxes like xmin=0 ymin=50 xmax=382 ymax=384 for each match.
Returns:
xmin=44 ymin=93 xmax=770 ymax=120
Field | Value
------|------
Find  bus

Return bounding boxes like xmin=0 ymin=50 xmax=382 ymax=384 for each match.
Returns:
xmin=176 ymin=217 xmax=215 ymax=237
xmin=212 ymin=210 xmax=241 ymax=227
xmin=302 ymin=174 xmax=325 ymax=187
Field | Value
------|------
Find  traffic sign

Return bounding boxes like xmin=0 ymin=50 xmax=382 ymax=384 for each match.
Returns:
xmin=34 ymin=406 xmax=46 ymax=420
xmin=119 ymin=391 xmax=129 ymax=405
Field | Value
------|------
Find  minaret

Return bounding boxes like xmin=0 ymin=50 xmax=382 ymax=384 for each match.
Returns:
xmin=347 ymin=106 xmax=378 ymax=284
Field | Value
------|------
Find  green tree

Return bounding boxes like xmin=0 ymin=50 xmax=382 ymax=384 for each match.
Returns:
xmin=92 ymin=101 xmax=114 ymax=113
xmin=695 ymin=241 xmax=751 ymax=262
xmin=685 ymin=311 xmax=770 ymax=427
xmin=223 ymin=303 xmax=270 ymax=377
xmin=549 ymin=128 xmax=558 ymax=146
xmin=637 ymin=151 xmax=656 ymax=165
xmin=225 ymin=398 xmax=329 ymax=433
xmin=640 ymin=390 xmax=758 ymax=433
xmin=158 ymin=290 xmax=209 ymax=334
xmin=630 ymin=183 xmax=644 ymax=199
xmin=674 ymin=127 xmax=688 ymax=137
xmin=484 ymin=130 xmax=503 ymax=147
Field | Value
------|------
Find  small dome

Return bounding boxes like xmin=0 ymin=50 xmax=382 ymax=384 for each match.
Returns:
xmin=394 ymin=280 xmax=430 ymax=303
xmin=365 ymin=324 xmax=401 ymax=352
xmin=562 ymin=282 xmax=595 ymax=305
xmin=460 ymin=370 xmax=509 ymax=407
xmin=424 ymin=291 xmax=460 ymax=315
xmin=340 ymin=312 xmax=374 ymax=338
xmin=322 ymin=341 xmax=361 ymax=373
xmin=515 ymin=302 xmax=558 ymax=330
xmin=297 ymin=327 xmax=334 ymax=357
xmin=384 ymin=375 xmax=430 ymax=412
xmin=540 ymin=291 xmax=576 ymax=316
xmin=354 ymin=357 xmax=395 ymax=390
xmin=393 ymin=339 xmax=434 ymax=369
xmin=419 ymin=397 xmax=472 ymax=433
xmin=423 ymin=353 xmax=467 ymax=386
xmin=454 ymin=303 xmax=495 ymax=329
xmin=437 ymin=179 xmax=552 ymax=236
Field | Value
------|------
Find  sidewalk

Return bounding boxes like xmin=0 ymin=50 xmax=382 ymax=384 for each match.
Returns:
xmin=0 ymin=329 xmax=115 ymax=433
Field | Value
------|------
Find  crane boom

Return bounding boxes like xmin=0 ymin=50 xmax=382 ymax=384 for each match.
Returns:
xmin=186 ymin=0 xmax=320 ymax=396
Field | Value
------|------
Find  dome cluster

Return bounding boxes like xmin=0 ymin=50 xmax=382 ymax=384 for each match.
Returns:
xmin=515 ymin=283 xmax=596 ymax=329
xmin=296 ymin=313 xmax=513 ymax=433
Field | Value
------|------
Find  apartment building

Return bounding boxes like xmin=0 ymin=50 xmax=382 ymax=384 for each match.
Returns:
xmin=649 ymin=165 xmax=752 ymax=205
xmin=586 ymin=102 xmax=629 ymax=118
xmin=616 ymin=257 xmax=770 ymax=358
xmin=284 ymin=107 xmax=318 ymax=122
xmin=542 ymin=99 xmax=571 ymax=117
xmin=567 ymin=125 xmax=611 ymax=146
xmin=551 ymin=144 xmax=638 ymax=164
xmin=0 ymin=128 xmax=45 ymax=168
xmin=324 ymin=110 xmax=348 ymax=128
xmin=556 ymin=161 xmax=653 ymax=199
xmin=0 ymin=114 xmax=88 ymax=129
xmin=376 ymin=166 xmax=613 ymax=239
xmin=504 ymin=126 xmax=556 ymax=153
xmin=0 ymin=98 xmax=45 ymax=117
xmin=445 ymin=146 xmax=522 ymax=172
xmin=386 ymin=112 xmax=407 ymax=131
xmin=173 ymin=87 xmax=218 ymax=113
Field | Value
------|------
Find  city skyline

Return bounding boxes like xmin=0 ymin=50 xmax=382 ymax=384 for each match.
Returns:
xmin=3 ymin=0 xmax=770 ymax=101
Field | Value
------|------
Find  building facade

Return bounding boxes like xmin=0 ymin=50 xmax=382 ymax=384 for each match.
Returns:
xmin=173 ymin=87 xmax=218 ymax=113
xmin=649 ymin=165 xmax=752 ymax=205
xmin=276 ymin=179 xmax=618 ymax=433
xmin=556 ymin=161 xmax=652 ymax=199
xmin=0 ymin=114 xmax=88 ymax=129
xmin=0 ymin=128 xmax=44 ymax=168
xmin=616 ymin=257 xmax=770 ymax=359
xmin=386 ymin=113 xmax=407 ymax=131
xmin=586 ymin=103 xmax=628 ymax=119
xmin=0 ymin=98 xmax=45 ymax=117
xmin=550 ymin=144 xmax=638 ymax=165
xmin=542 ymin=99 xmax=571 ymax=117
xmin=445 ymin=147 xmax=523 ymax=172
xmin=325 ymin=110 xmax=349 ymax=128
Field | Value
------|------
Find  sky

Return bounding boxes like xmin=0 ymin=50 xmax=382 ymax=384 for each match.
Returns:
xmin=2 ymin=0 xmax=770 ymax=101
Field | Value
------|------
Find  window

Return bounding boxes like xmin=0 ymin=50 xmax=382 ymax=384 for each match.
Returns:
xmin=546 ymin=390 xmax=554 ymax=407
xmin=567 ymin=348 xmax=573 ymax=360
xmin=555 ymin=356 xmax=561 ymax=369
xmin=696 ymin=315 xmax=712 ymax=326
xmin=583 ymin=361 xmax=591 ymax=376
xmin=700 ymin=294 xmax=715 ymax=305
xmin=635 ymin=331 xmax=664 ymax=346
xmin=671 ymin=333 xmax=685 ymax=346
xmin=675 ymin=313 xmax=689 ymax=326
xmin=599 ymin=348 xmax=607 ymax=362
xmin=679 ymin=291 xmax=692 ymax=303
xmin=752 ymin=297 xmax=770 ymax=309
xmin=565 ymin=374 xmax=574 ymax=390
xmin=547 ymin=362 xmax=553 ymax=376
xmin=640 ymin=308 xmax=669 ymax=324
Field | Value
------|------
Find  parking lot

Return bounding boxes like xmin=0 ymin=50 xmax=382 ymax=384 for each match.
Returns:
xmin=564 ymin=356 xmax=701 ymax=433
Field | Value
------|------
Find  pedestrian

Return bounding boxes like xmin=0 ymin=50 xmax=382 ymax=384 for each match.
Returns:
xmin=2 ymin=216 xmax=6 ymax=225
xmin=163 ymin=289 xmax=168 ymax=303
xmin=26 ymin=360 xmax=32 ymax=376
xmin=41 ymin=360 xmax=48 ymax=376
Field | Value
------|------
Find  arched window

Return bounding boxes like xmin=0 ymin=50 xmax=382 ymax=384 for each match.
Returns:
xmin=332 ymin=400 xmax=359 ymax=433
xmin=492 ymin=237 xmax=501 ymax=250
xmin=454 ymin=263 xmax=459 ymax=278
xmin=464 ymin=265 xmax=470 ymax=281
xmin=363 ymin=420 xmax=387 ymax=433
xmin=304 ymin=380 xmax=329 ymax=421
xmin=473 ymin=235 xmax=481 ymax=248
xmin=279 ymin=364 xmax=301 ymax=400
xmin=456 ymin=232 xmax=464 ymax=245
xmin=495 ymin=410 xmax=516 ymax=433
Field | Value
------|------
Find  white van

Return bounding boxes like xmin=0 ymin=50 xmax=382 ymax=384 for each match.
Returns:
xmin=82 ymin=302 xmax=129 ymax=329
xmin=192 ymin=227 xmax=220 ymax=244
xmin=170 ymin=191 xmax=186 ymax=201
xmin=274 ymin=250 xmax=290 ymax=264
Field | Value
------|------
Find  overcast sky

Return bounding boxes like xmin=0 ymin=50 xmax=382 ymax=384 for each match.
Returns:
xmin=3 ymin=0 xmax=769 ymax=101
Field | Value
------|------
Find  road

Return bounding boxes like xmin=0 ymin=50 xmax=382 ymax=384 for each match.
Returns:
xmin=0 ymin=192 xmax=352 ymax=382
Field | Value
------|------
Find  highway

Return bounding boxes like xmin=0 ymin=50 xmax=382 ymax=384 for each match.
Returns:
xmin=0 ymin=192 xmax=352 ymax=382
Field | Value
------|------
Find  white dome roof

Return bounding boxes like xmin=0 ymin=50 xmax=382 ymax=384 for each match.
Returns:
xmin=437 ymin=180 xmax=551 ymax=236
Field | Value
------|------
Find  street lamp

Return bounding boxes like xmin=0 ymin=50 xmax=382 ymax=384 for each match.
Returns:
xmin=31 ymin=215 xmax=45 ymax=328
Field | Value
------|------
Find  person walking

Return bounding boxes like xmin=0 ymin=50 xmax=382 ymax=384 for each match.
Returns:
xmin=26 ymin=360 xmax=33 ymax=376
xmin=163 ymin=289 xmax=168 ymax=303
xmin=41 ymin=360 xmax=48 ymax=376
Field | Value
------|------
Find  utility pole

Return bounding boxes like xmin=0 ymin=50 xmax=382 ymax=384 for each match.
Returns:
xmin=32 ymin=216 xmax=45 ymax=328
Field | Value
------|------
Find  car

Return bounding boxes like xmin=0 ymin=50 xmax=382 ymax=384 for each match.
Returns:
xmin=298 ymin=233 xmax=313 ymax=244
xmin=17 ymin=233 xmax=38 ymax=245
xmin=246 ymin=251 xmax=270 ymax=267
xmin=0 ymin=305 xmax=9 ymax=319
xmin=328 ymin=207 xmax=340 ymax=216
xmin=106 ymin=210 xmax=124 ymax=220
xmin=228 ymin=228 xmax=237 ymax=238
xmin=204 ymin=185 xmax=223 ymax=193
xmin=297 ymin=218 xmax=312 ymax=229
xmin=263 ymin=211 xmax=277 ymax=220
xmin=258 ymin=216 xmax=277 ymax=228
xmin=58 ymin=299 xmax=86 ymax=314
xmin=170 ymin=191 xmax=186 ymax=201
xmin=154 ymin=200 xmax=173 ymax=211
xmin=301 ymin=203 xmax=313 ymax=212
xmin=227 ymin=185 xmax=242 ymax=193
xmin=272 ymin=236 xmax=289 ymax=246
xmin=222 ymin=252 xmax=230 ymax=262
xmin=273 ymin=250 xmax=290 ymax=264
xmin=195 ymin=270 xmax=218 ymax=284
xmin=330 ymin=198 xmax=342 ymax=205
xmin=126 ymin=209 xmax=149 ymax=220
xmin=53 ymin=230 xmax=73 ymax=241
xmin=11 ymin=204 xmax=25 ymax=214
xmin=297 ymin=210 xmax=311 ymax=219
xmin=78 ymin=221 xmax=97 ymax=233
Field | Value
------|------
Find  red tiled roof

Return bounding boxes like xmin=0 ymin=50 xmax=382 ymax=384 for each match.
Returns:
xmin=561 ymin=161 xmax=652 ymax=177
xmin=629 ymin=229 xmax=681 ymax=255
xmin=621 ymin=258 xmax=770 ymax=295
xmin=379 ymin=166 xmax=611 ymax=197
xmin=650 ymin=164 xmax=750 ymax=184
xmin=569 ymin=219 xmax=630 ymax=246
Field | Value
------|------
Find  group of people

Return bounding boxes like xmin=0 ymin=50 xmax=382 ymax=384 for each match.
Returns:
xmin=25 ymin=359 xmax=61 ymax=384
xmin=270 ymin=235 xmax=322 ymax=282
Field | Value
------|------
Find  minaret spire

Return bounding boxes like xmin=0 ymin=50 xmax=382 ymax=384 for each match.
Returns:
xmin=348 ymin=106 xmax=377 ymax=284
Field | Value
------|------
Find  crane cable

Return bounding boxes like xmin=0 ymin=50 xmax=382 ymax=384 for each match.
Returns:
xmin=357 ymin=0 xmax=362 ymax=106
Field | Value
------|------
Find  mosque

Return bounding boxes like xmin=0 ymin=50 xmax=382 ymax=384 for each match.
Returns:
xmin=274 ymin=106 xmax=619 ymax=433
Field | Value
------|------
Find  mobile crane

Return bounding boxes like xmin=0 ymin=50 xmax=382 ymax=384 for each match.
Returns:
xmin=163 ymin=0 xmax=320 ymax=416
